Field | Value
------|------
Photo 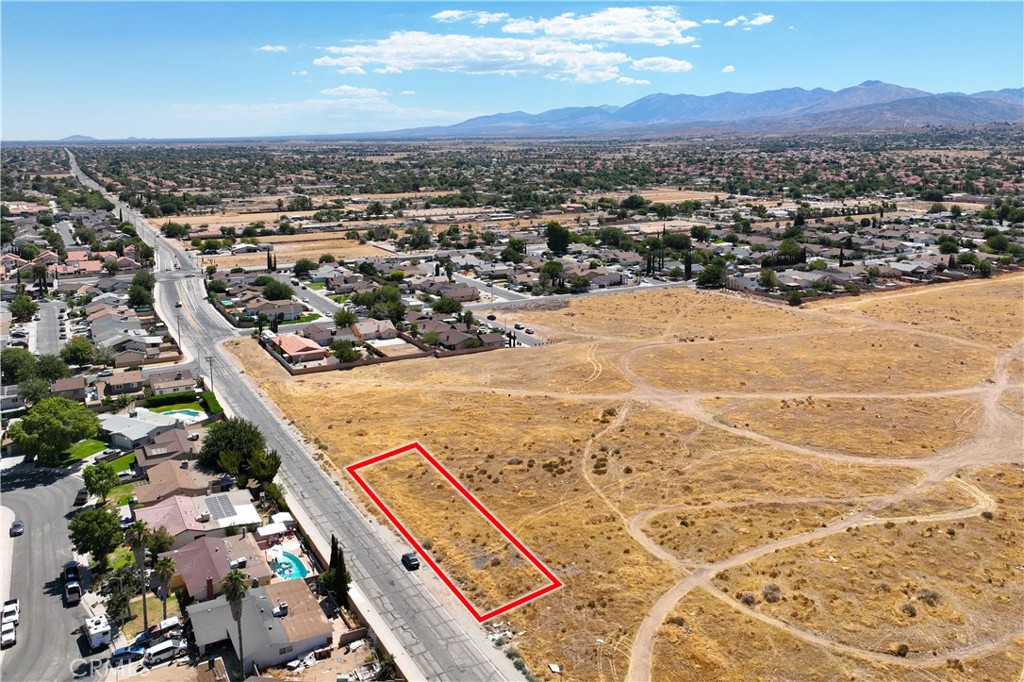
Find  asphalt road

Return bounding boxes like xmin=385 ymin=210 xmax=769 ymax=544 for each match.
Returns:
xmin=67 ymin=151 xmax=520 ymax=682
xmin=34 ymin=301 xmax=64 ymax=356
xmin=0 ymin=465 xmax=107 ymax=681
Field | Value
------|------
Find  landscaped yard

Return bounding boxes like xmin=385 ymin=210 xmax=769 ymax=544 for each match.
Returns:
xmin=108 ymin=453 xmax=136 ymax=473
xmin=150 ymin=402 xmax=204 ymax=414
xmin=107 ymin=546 xmax=135 ymax=571
xmin=308 ymin=281 xmax=325 ymax=290
xmin=63 ymin=438 xmax=105 ymax=463
xmin=281 ymin=312 xmax=322 ymax=325
xmin=107 ymin=482 xmax=135 ymax=505
xmin=124 ymin=594 xmax=181 ymax=638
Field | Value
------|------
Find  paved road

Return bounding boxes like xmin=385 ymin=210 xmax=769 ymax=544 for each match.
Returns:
xmin=0 ymin=466 xmax=107 ymax=681
xmin=54 ymin=220 xmax=77 ymax=250
xmin=34 ymin=301 xmax=64 ymax=356
xmin=67 ymin=150 xmax=520 ymax=682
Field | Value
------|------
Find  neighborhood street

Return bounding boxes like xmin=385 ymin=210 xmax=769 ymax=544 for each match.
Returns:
xmin=1 ymin=466 xmax=105 ymax=681
xmin=67 ymin=151 xmax=522 ymax=681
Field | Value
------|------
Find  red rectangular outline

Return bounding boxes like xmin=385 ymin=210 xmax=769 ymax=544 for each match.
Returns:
xmin=346 ymin=442 xmax=562 ymax=622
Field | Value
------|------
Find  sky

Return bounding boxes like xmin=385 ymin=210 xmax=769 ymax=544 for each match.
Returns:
xmin=2 ymin=1 xmax=1021 ymax=140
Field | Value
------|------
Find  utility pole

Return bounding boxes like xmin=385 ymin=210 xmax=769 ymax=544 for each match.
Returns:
xmin=206 ymin=355 xmax=215 ymax=392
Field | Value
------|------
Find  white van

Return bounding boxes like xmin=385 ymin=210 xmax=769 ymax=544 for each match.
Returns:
xmin=143 ymin=639 xmax=185 ymax=666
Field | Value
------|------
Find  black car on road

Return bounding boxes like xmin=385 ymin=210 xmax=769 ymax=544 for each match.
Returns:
xmin=401 ymin=552 xmax=420 ymax=570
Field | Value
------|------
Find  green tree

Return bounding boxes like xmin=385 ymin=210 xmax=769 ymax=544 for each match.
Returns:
xmin=17 ymin=377 xmax=51 ymax=405
xmin=777 ymin=238 xmax=803 ymax=260
xmin=540 ymin=261 xmax=565 ymax=288
xmin=131 ymin=271 xmax=156 ymax=291
xmin=102 ymin=564 xmax=136 ymax=627
xmin=569 ymin=274 xmax=591 ymax=293
xmin=333 ymin=309 xmax=358 ymax=328
xmin=787 ymin=291 xmax=803 ymax=306
xmin=223 ymin=570 xmax=250 ymax=676
xmin=690 ymin=225 xmax=711 ymax=242
xmin=247 ymin=449 xmax=281 ymax=484
xmin=422 ymin=331 xmax=441 ymax=346
xmin=83 ymin=461 xmax=119 ymax=502
xmin=9 ymin=294 xmax=38 ymax=320
xmin=319 ymin=253 xmax=335 ymax=263
xmin=292 ymin=258 xmax=318 ymax=278
xmin=35 ymin=354 xmax=70 ymax=382
xmin=199 ymin=417 xmax=266 ymax=469
xmin=128 ymin=284 xmax=154 ymax=308
xmin=68 ymin=507 xmax=123 ymax=569
xmin=621 ymin=194 xmax=648 ymax=210
xmin=545 ymin=221 xmax=571 ymax=254
xmin=147 ymin=526 xmax=175 ymax=556
xmin=8 ymin=396 xmax=100 ymax=464
xmin=433 ymin=296 xmax=462 ymax=314
xmin=207 ymin=279 xmax=228 ymax=294
xmin=154 ymin=556 xmax=176 ymax=620
xmin=696 ymin=264 xmax=726 ymax=287
xmin=977 ymin=259 xmax=993 ymax=278
xmin=331 ymin=339 xmax=362 ymax=363
xmin=262 ymin=279 xmax=293 ymax=301
xmin=217 ymin=451 xmax=248 ymax=487
xmin=60 ymin=336 xmax=95 ymax=366
xmin=758 ymin=268 xmax=778 ymax=290
xmin=1 ymin=347 xmax=37 ymax=384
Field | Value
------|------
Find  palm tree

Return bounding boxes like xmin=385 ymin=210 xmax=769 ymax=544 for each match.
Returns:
xmin=222 ymin=569 xmax=249 ymax=676
xmin=124 ymin=520 xmax=151 ymax=634
xmin=154 ymin=557 xmax=176 ymax=621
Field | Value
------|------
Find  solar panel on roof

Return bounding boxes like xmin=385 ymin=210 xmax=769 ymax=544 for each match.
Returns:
xmin=206 ymin=494 xmax=236 ymax=520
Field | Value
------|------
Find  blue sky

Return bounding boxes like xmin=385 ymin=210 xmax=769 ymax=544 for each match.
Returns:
xmin=2 ymin=2 xmax=1021 ymax=140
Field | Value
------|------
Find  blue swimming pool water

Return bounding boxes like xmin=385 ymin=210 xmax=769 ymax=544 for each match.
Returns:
xmin=271 ymin=551 xmax=310 ymax=580
xmin=163 ymin=409 xmax=203 ymax=418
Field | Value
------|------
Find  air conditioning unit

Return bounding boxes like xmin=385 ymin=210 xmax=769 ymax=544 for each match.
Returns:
xmin=196 ymin=512 xmax=210 ymax=522
xmin=229 ymin=557 xmax=247 ymax=569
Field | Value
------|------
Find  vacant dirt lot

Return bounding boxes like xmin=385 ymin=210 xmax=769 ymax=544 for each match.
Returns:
xmin=224 ymin=273 xmax=1023 ymax=682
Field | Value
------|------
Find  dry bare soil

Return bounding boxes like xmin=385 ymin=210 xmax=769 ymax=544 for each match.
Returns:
xmin=226 ymin=272 xmax=1024 ymax=682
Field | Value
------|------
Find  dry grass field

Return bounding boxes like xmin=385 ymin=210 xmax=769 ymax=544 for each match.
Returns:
xmin=705 ymin=397 xmax=981 ymax=458
xmin=224 ymin=273 xmax=1023 ymax=682
xmin=204 ymin=240 xmax=389 ymax=269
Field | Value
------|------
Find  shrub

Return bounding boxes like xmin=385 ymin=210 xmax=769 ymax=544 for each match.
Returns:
xmin=201 ymin=391 xmax=223 ymax=415
xmin=147 ymin=390 xmax=198 ymax=408
xmin=900 ymin=603 xmax=917 ymax=617
xmin=893 ymin=643 xmax=910 ymax=657
xmin=917 ymin=589 xmax=941 ymax=607
xmin=738 ymin=592 xmax=757 ymax=606
xmin=761 ymin=583 xmax=783 ymax=603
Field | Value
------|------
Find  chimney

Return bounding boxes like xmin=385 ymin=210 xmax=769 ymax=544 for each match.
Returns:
xmin=206 ymin=577 xmax=214 ymax=601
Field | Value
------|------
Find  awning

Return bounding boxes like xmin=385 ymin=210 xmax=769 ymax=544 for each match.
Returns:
xmin=257 ymin=522 xmax=287 ymax=537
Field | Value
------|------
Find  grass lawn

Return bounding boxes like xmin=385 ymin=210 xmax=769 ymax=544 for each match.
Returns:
xmin=107 ymin=482 xmax=135 ymax=506
xmin=308 ymin=281 xmax=326 ymax=290
xmin=63 ymin=439 xmax=105 ymax=463
xmin=281 ymin=312 xmax=322 ymax=325
xmin=108 ymin=453 xmax=136 ymax=473
xmin=124 ymin=594 xmax=181 ymax=638
xmin=329 ymin=294 xmax=348 ymax=304
xmin=108 ymin=546 xmax=135 ymax=571
xmin=149 ymin=402 xmax=204 ymax=413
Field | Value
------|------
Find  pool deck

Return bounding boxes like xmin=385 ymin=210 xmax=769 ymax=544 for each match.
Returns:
xmin=266 ymin=536 xmax=317 ymax=583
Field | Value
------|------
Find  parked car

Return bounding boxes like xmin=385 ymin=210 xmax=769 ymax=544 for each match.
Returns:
xmin=2 ymin=599 xmax=20 ymax=627
xmin=1 ymin=621 xmax=15 ymax=648
xmin=514 ymin=323 xmax=524 ymax=330
xmin=98 ymin=369 xmax=114 ymax=378
xmin=65 ymin=582 xmax=83 ymax=605
xmin=64 ymin=561 xmax=81 ymax=582
xmin=401 ymin=552 xmax=420 ymax=571
xmin=109 ymin=645 xmax=146 ymax=667
xmin=486 ymin=314 xmax=496 ymax=321
xmin=9 ymin=520 xmax=24 ymax=537
xmin=142 ymin=639 xmax=187 ymax=666
xmin=174 ymin=302 xmax=182 ymax=308
xmin=73 ymin=488 xmax=89 ymax=506
xmin=524 ymin=328 xmax=535 ymax=335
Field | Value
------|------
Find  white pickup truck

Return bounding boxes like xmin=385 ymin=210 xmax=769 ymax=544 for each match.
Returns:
xmin=2 ymin=599 xmax=19 ymax=627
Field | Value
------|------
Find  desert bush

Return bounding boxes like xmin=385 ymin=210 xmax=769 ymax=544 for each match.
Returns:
xmin=738 ymin=591 xmax=757 ymax=606
xmin=761 ymin=583 xmax=783 ymax=603
xmin=900 ymin=603 xmax=917 ymax=617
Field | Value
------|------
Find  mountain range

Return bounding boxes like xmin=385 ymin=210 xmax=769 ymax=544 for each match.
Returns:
xmin=370 ymin=81 xmax=1023 ymax=138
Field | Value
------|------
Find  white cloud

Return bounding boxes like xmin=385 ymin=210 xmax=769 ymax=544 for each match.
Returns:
xmin=616 ymin=76 xmax=651 ymax=85
xmin=317 ymin=31 xmax=633 ymax=83
xmin=724 ymin=13 xmax=774 ymax=28
xmin=503 ymin=7 xmax=699 ymax=46
xmin=400 ymin=90 xmax=416 ymax=96
xmin=170 ymin=98 xmax=476 ymax=128
xmin=691 ymin=44 xmax=701 ymax=49
xmin=290 ymin=70 xmax=308 ymax=76
xmin=789 ymin=25 xmax=796 ymax=30
xmin=319 ymin=85 xmax=389 ymax=98
xmin=432 ymin=10 xmax=509 ymax=26
xmin=257 ymin=45 xmax=288 ymax=53
xmin=631 ymin=56 xmax=693 ymax=73
xmin=701 ymin=19 xmax=721 ymax=24
xmin=722 ymin=65 xmax=735 ymax=73
xmin=338 ymin=66 xmax=367 ymax=75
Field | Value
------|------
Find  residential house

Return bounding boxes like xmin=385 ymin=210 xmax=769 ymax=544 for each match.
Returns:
xmin=133 ymin=489 xmax=261 ymax=549
xmin=437 ymin=328 xmax=475 ymax=350
xmin=188 ymin=580 xmax=333 ymax=672
xmin=135 ymin=459 xmax=227 ymax=505
xmin=351 ymin=319 xmax=398 ymax=342
xmin=105 ymin=370 xmax=144 ymax=395
xmin=158 ymin=534 xmax=273 ymax=602
xmin=149 ymin=369 xmax=195 ymax=396
xmin=100 ymin=408 xmax=182 ymax=450
xmin=50 ymin=376 xmax=87 ymax=402
xmin=272 ymin=334 xmax=331 ymax=363
xmin=134 ymin=427 xmax=201 ymax=471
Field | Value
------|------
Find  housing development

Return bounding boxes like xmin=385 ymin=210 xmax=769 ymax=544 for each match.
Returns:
xmin=1 ymin=2 xmax=1023 ymax=681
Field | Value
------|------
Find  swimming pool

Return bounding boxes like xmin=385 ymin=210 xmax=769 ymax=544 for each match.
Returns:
xmin=270 ymin=551 xmax=310 ymax=580
xmin=162 ymin=409 xmax=205 ymax=422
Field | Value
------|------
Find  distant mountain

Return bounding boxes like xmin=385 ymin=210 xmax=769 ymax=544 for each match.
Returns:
xmin=361 ymin=81 xmax=1023 ymax=139
xmin=60 ymin=135 xmax=97 ymax=141
xmin=970 ymin=88 xmax=1024 ymax=106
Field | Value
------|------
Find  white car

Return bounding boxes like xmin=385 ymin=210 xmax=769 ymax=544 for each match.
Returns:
xmin=2 ymin=600 xmax=19 ymax=627
xmin=1 ymin=621 xmax=15 ymax=648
